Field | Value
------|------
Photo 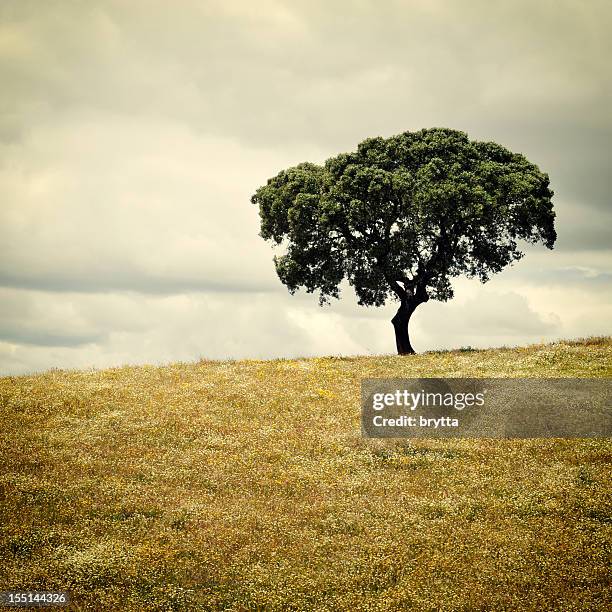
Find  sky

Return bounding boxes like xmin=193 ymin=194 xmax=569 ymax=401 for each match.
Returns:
xmin=0 ymin=0 xmax=610 ymax=375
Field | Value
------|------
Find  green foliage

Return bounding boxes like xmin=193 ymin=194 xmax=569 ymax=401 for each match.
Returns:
xmin=252 ymin=128 xmax=556 ymax=306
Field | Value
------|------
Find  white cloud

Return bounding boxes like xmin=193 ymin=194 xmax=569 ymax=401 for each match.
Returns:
xmin=0 ymin=0 xmax=610 ymax=374
xmin=0 ymin=115 xmax=324 ymax=293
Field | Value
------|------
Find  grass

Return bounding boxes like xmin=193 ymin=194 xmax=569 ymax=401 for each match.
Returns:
xmin=0 ymin=337 xmax=610 ymax=611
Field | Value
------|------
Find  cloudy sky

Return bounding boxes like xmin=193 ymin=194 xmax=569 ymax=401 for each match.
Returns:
xmin=1 ymin=0 xmax=610 ymax=375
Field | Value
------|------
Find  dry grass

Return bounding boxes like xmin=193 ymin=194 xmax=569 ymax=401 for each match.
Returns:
xmin=0 ymin=337 xmax=610 ymax=611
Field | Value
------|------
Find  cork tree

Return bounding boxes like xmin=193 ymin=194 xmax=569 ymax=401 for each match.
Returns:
xmin=251 ymin=128 xmax=556 ymax=354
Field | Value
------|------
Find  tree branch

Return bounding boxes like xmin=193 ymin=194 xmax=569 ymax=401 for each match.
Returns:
xmin=385 ymin=274 xmax=406 ymax=301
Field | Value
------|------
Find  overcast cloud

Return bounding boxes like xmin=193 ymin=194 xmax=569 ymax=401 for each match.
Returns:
xmin=0 ymin=0 xmax=610 ymax=375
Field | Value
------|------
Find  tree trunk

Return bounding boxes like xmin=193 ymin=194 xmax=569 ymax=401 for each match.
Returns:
xmin=391 ymin=298 xmax=419 ymax=355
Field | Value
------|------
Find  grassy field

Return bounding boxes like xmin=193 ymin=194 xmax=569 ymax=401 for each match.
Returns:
xmin=0 ymin=337 xmax=610 ymax=611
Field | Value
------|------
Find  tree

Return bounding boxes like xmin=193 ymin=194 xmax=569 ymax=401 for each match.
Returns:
xmin=251 ymin=128 xmax=556 ymax=354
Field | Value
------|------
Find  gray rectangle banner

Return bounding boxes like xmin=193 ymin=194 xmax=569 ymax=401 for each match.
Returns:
xmin=361 ymin=378 xmax=611 ymax=438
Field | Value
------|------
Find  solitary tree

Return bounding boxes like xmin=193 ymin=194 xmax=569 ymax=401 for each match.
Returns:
xmin=251 ymin=128 xmax=556 ymax=354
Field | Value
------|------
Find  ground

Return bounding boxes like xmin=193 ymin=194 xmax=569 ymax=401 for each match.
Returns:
xmin=0 ymin=337 xmax=610 ymax=611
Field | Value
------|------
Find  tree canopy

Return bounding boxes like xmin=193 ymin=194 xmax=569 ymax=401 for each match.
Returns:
xmin=251 ymin=128 xmax=556 ymax=353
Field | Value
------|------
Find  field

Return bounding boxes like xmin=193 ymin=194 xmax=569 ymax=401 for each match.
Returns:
xmin=0 ymin=338 xmax=610 ymax=611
